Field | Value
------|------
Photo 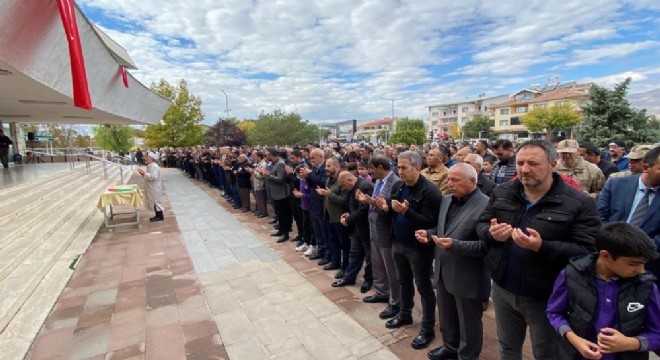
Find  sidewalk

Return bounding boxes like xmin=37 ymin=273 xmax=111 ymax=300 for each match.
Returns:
xmin=26 ymin=169 xmax=398 ymax=360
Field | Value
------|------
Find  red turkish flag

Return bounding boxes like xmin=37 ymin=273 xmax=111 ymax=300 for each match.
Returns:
xmin=56 ymin=0 xmax=92 ymax=109
xmin=120 ymin=66 xmax=129 ymax=88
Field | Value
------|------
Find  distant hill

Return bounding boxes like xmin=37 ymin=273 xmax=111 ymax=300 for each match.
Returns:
xmin=628 ymin=88 xmax=660 ymax=116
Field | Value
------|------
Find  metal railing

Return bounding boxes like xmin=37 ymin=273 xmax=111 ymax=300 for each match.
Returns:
xmin=80 ymin=153 xmax=135 ymax=184
xmin=27 ymin=151 xmax=135 ymax=184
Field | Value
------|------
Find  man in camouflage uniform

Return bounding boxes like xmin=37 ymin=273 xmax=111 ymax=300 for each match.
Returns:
xmin=555 ymin=140 xmax=605 ymax=198
xmin=421 ymin=147 xmax=450 ymax=195
xmin=609 ymin=144 xmax=654 ymax=178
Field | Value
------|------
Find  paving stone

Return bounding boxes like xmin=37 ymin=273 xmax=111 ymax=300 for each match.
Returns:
xmin=213 ymin=309 xmax=255 ymax=346
xmin=322 ymin=312 xmax=373 ymax=348
xmin=145 ymin=323 xmax=185 ymax=360
xmin=204 ymin=283 xmax=242 ymax=315
xmin=250 ymin=314 xmax=294 ymax=345
xmin=270 ymin=345 xmax=312 ymax=360
xmin=65 ymin=324 xmax=110 ymax=360
xmin=224 ymin=338 xmax=269 ymax=360
xmin=182 ymin=319 xmax=219 ymax=343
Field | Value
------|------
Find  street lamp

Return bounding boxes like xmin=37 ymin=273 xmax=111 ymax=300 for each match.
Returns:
xmin=342 ymin=110 xmax=351 ymax=121
xmin=383 ymin=98 xmax=399 ymax=120
xmin=220 ymin=89 xmax=231 ymax=120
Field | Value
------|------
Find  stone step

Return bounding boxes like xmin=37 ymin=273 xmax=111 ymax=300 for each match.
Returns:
xmin=0 ymin=163 xmax=105 ymax=228
xmin=0 ymin=168 xmax=109 ymax=257
xmin=0 ymin=206 xmax=106 ymax=360
xmin=0 ymin=161 xmax=100 ymax=198
xmin=0 ymin=175 xmax=116 ymax=333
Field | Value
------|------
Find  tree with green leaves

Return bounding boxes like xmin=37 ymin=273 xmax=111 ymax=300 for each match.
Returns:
xmin=206 ymin=118 xmax=246 ymax=147
xmin=246 ymin=110 xmax=321 ymax=146
xmin=92 ymin=125 xmax=135 ymax=153
xmin=461 ymin=115 xmax=493 ymax=139
xmin=521 ymin=103 xmax=582 ymax=138
xmin=578 ymin=77 xmax=660 ymax=147
xmin=145 ymin=79 xmax=205 ymax=148
xmin=388 ymin=118 xmax=426 ymax=145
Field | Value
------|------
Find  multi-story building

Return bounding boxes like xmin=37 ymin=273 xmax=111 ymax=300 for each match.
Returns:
xmin=354 ymin=117 xmax=397 ymax=144
xmin=427 ymin=94 xmax=509 ymax=139
xmin=491 ymin=82 xmax=592 ymax=141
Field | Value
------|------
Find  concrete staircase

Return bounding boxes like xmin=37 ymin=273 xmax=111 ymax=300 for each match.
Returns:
xmin=0 ymin=161 xmax=130 ymax=359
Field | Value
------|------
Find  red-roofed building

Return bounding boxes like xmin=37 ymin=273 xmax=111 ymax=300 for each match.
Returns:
xmin=491 ymin=81 xmax=592 ymax=141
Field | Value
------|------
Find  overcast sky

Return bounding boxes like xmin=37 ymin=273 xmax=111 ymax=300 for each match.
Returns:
xmin=79 ymin=0 xmax=660 ymax=125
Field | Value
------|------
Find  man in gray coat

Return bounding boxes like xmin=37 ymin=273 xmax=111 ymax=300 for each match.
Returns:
xmin=416 ymin=163 xmax=490 ymax=360
xmin=356 ymin=155 xmax=402 ymax=319
xmin=265 ymin=148 xmax=291 ymax=242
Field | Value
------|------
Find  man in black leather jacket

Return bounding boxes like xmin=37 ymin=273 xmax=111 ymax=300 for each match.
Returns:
xmin=375 ymin=150 xmax=442 ymax=351
xmin=476 ymin=140 xmax=600 ymax=360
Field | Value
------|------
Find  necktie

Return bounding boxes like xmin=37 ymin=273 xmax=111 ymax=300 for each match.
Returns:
xmin=630 ymin=188 xmax=653 ymax=227
xmin=373 ymin=180 xmax=384 ymax=197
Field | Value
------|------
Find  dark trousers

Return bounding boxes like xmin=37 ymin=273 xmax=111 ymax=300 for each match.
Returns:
xmin=310 ymin=211 xmax=327 ymax=257
xmin=214 ymin=167 xmax=226 ymax=192
xmin=290 ymin=197 xmax=303 ymax=235
xmin=238 ymin=187 xmax=251 ymax=211
xmin=491 ymin=283 xmax=565 ymax=360
xmin=392 ymin=242 xmax=436 ymax=332
xmin=342 ymin=233 xmax=372 ymax=284
xmin=255 ymin=189 xmax=268 ymax=216
xmin=230 ymin=184 xmax=241 ymax=207
xmin=273 ymin=198 xmax=292 ymax=234
xmin=327 ymin=222 xmax=350 ymax=268
xmin=301 ymin=210 xmax=313 ymax=245
xmin=0 ymin=148 xmax=8 ymax=168
xmin=437 ymin=279 xmax=484 ymax=360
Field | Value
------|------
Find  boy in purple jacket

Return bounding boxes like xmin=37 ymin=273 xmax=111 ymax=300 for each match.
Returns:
xmin=547 ymin=222 xmax=660 ymax=359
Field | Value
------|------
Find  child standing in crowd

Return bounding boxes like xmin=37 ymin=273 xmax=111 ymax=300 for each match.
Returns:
xmin=546 ymin=222 xmax=660 ymax=359
xmin=357 ymin=160 xmax=372 ymax=183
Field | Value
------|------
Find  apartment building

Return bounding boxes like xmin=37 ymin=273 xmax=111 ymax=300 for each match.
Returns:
xmin=354 ymin=117 xmax=397 ymax=144
xmin=427 ymin=94 xmax=509 ymax=139
xmin=491 ymin=82 xmax=592 ymax=141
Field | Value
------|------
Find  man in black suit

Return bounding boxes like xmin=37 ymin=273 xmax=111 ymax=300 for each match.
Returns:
xmin=334 ymin=171 xmax=373 ymax=292
xmin=375 ymin=151 xmax=442 ymax=350
xmin=416 ymin=163 xmax=490 ymax=360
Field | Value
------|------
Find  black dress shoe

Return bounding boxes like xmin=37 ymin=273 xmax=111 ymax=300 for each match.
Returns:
xmin=276 ymin=235 xmax=289 ymax=243
xmin=308 ymin=254 xmax=323 ymax=260
xmin=363 ymin=295 xmax=389 ymax=304
xmin=271 ymin=232 xmax=283 ymax=237
xmin=331 ymin=279 xmax=355 ymax=287
xmin=273 ymin=224 xmax=280 ymax=230
xmin=411 ymin=331 xmax=435 ymax=350
xmin=378 ymin=305 xmax=399 ymax=319
xmin=385 ymin=315 xmax=413 ymax=329
xmin=268 ymin=219 xmax=278 ymax=224
xmin=317 ymin=259 xmax=330 ymax=266
xmin=334 ymin=270 xmax=344 ymax=279
xmin=322 ymin=263 xmax=340 ymax=271
xmin=427 ymin=346 xmax=457 ymax=360
xmin=360 ymin=282 xmax=372 ymax=293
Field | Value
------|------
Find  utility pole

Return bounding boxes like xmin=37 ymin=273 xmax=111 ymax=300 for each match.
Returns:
xmin=220 ymin=89 xmax=230 ymax=120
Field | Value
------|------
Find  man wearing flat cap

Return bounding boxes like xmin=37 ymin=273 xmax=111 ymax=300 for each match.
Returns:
xmin=610 ymin=144 xmax=655 ymax=178
xmin=555 ymin=139 xmax=605 ymax=198
xmin=138 ymin=151 xmax=164 ymax=222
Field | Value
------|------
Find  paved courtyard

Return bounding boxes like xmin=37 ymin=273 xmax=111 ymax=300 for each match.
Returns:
xmin=26 ymin=168 xmax=535 ymax=359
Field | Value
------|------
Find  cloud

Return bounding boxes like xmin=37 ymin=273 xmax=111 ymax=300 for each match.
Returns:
xmin=566 ymin=41 xmax=660 ymax=67
xmin=79 ymin=0 xmax=660 ymax=123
